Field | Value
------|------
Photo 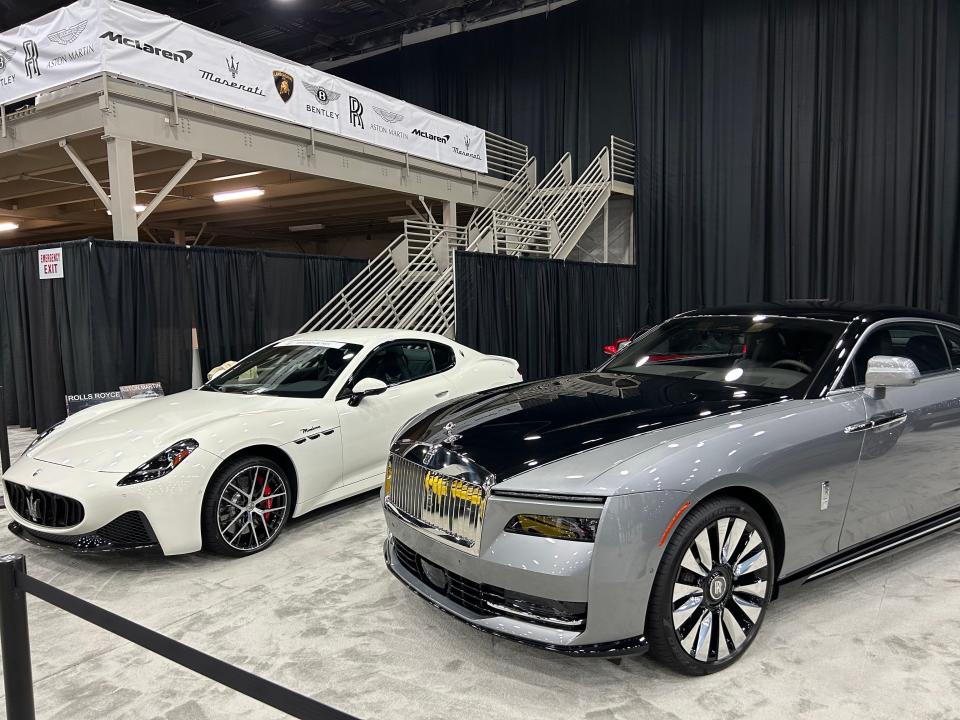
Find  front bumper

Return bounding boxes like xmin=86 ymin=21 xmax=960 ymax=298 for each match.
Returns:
xmin=1 ymin=450 xmax=219 ymax=556
xmin=384 ymin=536 xmax=647 ymax=657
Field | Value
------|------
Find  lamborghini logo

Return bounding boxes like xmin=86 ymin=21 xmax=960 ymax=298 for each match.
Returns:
xmin=273 ymin=70 xmax=294 ymax=103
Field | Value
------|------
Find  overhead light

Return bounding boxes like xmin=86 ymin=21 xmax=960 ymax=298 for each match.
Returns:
xmin=0 ymin=222 xmax=19 ymax=232
xmin=213 ymin=188 xmax=264 ymax=203
xmin=388 ymin=214 xmax=422 ymax=223
xmin=211 ymin=170 xmax=263 ymax=183
xmin=134 ymin=203 xmax=147 ymax=212
xmin=289 ymin=223 xmax=325 ymax=232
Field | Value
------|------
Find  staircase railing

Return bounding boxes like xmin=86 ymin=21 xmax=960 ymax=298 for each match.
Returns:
xmin=484 ymin=131 xmax=530 ymax=180
xmin=610 ymin=135 xmax=636 ymax=185
xmin=491 ymin=211 xmax=555 ymax=257
xmin=549 ymin=146 xmax=611 ymax=257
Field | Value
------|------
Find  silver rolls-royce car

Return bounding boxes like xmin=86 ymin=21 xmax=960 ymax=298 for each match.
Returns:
xmin=381 ymin=303 xmax=960 ymax=674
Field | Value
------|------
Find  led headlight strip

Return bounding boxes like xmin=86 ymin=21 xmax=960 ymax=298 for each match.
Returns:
xmin=117 ymin=440 xmax=199 ymax=486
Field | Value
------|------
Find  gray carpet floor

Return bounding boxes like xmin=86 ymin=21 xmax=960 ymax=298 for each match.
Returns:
xmin=0 ymin=425 xmax=958 ymax=719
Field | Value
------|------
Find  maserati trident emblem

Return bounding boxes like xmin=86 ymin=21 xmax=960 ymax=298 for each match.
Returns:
xmin=272 ymin=70 xmax=294 ymax=103
xmin=226 ymin=54 xmax=239 ymax=79
xmin=25 ymin=493 xmax=40 ymax=522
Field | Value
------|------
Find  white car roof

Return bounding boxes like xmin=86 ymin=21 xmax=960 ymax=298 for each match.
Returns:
xmin=283 ymin=328 xmax=456 ymax=346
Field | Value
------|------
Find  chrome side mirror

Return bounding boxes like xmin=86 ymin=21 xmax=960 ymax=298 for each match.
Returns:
xmin=348 ymin=377 xmax=388 ymax=407
xmin=864 ymin=355 xmax=920 ymax=397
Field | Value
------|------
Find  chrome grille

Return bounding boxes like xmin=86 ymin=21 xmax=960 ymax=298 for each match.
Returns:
xmin=387 ymin=453 xmax=486 ymax=553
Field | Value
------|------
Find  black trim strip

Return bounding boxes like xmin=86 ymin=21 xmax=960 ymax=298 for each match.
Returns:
xmin=779 ymin=503 xmax=960 ymax=588
xmin=8 ymin=522 xmax=162 ymax=554
xmin=384 ymin=537 xmax=648 ymax=658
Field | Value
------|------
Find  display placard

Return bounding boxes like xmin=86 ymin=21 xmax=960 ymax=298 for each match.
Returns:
xmin=119 ymin=382 xmax=164 ymax=399
xmin=0 ymin=0 xmax=488 ymax=173
xmin=65 ymin=390 xmax=121 ymax=415
xmin=38 ymin=247 xmax=64 ymax=279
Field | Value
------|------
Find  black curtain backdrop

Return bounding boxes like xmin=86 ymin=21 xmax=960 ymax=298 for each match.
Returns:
xmin=343 ymin=0 xmax=960 ymax=322
xmin=455 ymin=252 xmax=640 ymax=380
xmin=191 ymin=246 xmax=366 ymax=373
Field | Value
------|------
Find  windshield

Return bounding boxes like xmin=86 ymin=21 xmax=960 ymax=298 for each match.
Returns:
xmin=203 ymin=340 xmax=362 ymax=398
xmin=604 ymin=316 xmax=844 ymax=396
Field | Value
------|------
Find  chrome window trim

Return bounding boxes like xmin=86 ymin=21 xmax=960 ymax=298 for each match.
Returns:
xmin=828 ymin=317 xmax=960 ymax=393
xmin=336 ymin=338 xmax=457 ymax=400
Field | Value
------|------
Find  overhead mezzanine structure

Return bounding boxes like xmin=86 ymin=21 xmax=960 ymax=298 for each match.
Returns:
xmin=0 ymin=0 xmax=530 ymax=248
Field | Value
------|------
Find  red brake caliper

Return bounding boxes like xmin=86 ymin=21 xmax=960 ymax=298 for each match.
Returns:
xmin=263 ymin=480 xmax=273 ymax=523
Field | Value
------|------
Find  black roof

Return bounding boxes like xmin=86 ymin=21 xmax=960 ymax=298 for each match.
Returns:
xmin=677 ymin=301 xmax=960 ymax=325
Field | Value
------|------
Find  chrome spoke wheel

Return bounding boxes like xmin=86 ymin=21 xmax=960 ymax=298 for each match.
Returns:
xmin=216 ymin=465 xmax=288 ymax=552
xmin=671 ymin=515 xmax=771 ymax=664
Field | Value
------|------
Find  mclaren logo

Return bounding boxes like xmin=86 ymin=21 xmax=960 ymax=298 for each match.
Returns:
xmin=303 ymin=81 xmax=340 ymax=105
xmin=372 ymin=106 xmax=403 ymax=123
xmin=412 ymin=128 xmax=450 ymax=144
xmin=273 ymin=70 xmax=294 ymax=103
xmin=99 ymin=31 xmax=193 ymax=63
xmin=48 ymin=20 xmax=88 ymax=46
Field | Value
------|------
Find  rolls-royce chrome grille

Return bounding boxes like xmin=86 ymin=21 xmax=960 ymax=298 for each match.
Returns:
xmin=386 ymin=453 xmax=486 ymax=553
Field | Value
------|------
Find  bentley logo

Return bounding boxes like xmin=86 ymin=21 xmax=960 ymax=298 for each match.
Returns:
xmin=226 ymin=54 xmax=239 ymax=79
xmin=303 ymin=81 xmax=340 ymax=105
xmin=272 ymin=70 xmax=294 ymax=103
xmin=0 ymin=48 xmax=15 ymax=72
xmin=372 ymin=106 xmax=403 ymax=123
xmin=48 ymin=20 xmax=88 ymax=46
xmin=25 ymin=493 xmax=40 ymax=523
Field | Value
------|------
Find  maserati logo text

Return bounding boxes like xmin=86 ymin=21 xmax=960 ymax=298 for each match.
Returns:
xmin=199 ymin=59 xmax=265 ymax=97
xmin=100 ymin=31 xmax=193 ymax=63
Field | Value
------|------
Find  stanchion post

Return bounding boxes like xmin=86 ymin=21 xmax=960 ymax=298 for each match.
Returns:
xmin=0 ymin=385 xmax=10 ymax=473
xmin=0 ymin=554 xmax=35 ymax=720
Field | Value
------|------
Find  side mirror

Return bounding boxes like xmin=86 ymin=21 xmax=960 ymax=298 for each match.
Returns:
xmin=348 ymin=377 xmax=387 ymax=406
xmin=864 ymin=355 xmax=920 ymax=396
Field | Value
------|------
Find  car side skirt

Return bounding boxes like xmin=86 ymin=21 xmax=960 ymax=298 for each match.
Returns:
xmin=777 ymin=502 xmax=960 ymax=596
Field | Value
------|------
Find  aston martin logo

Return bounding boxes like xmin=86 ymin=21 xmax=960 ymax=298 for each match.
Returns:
xmin=25 ymin=493 xmax=40 ymax=522
xmin=303 ymin=81 xmax=340 ymax=105
xmin=372 ymin=106 xmax=403 ymax=123
xmin=273 ymin=70 xmax=294 ymax=103
xmin=48 ymin=20 xmax=88 ymax=46
xmin=0 ymin=47 xmax=16 ymax=71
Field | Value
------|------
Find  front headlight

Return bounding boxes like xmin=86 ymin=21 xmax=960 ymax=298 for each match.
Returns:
xmin=21 ymin=420 xmax=65 ymax=458
xmin=117 ymin=440 xmax=198 ymax=486
xmin=504 ymin=514 xmax=599 ymax=542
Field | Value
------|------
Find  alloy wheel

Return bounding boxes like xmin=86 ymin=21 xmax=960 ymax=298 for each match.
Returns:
xmin=671 ymin=516 xmax=770 ymax=663
xmin=216 ymin=465 xmax=289 ymax=552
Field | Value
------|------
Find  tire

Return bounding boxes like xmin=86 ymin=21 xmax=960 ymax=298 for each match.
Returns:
xmin=645 ymin=496 xmax=775 ymax=675
xmin=202 ymin=456 xmax=292 ymax=557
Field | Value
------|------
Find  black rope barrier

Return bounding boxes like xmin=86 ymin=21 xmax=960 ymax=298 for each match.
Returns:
xmin=0 ymin=554 xmax=360 ymax=720
xmin=0 ymin=385 xmax=10 ymax=475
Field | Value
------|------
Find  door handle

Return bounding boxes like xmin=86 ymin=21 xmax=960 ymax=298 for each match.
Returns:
xmin=844 ymin=409 xmax=908 ymax=434
xmin=435 ymin=390 xmax=449 ymax=398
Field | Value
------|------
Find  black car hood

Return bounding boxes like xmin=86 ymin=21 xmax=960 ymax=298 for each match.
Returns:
xmin=392 ymin=372 xmax=782 ymax=481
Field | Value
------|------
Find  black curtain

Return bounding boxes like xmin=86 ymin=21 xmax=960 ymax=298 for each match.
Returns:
xmin=0 ymin=241 xmax=92 ymax=431
xmin=89 ymin=241 xmax=194 ymax=397
xmin=344 ymin=0 xmax=960 ymax=322
xmin=191 ymin=246 xmax=366 ymax=373
xmin=455 ymin=252 xmax=640 ymax=380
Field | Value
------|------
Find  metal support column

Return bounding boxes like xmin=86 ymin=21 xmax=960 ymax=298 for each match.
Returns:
xmin=0 ymin=554 xmax=36 ymax=720
xmin=105 ymin=137 xmax=138 ymax=241
xmin=442 ymin=200 xmax=458 ymax=228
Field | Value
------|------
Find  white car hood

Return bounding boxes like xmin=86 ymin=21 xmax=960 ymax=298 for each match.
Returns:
xmin=32 ymin=390 xmax=309 ymax=472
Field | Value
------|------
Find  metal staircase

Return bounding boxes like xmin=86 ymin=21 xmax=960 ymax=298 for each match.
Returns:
xmin=300 ymin=136 xmax=635 ymax=338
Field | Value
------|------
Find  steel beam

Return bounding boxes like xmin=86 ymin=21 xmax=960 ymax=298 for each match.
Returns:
xmin=59 ymin=140 xmax=112 ymax=211
xmin=137 ymin=152 xmax=201 ymax=226
xmin=105 ymin=137 xmax=138 ymax=241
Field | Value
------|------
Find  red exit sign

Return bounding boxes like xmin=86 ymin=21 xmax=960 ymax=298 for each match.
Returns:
xmin=38 ymin=247 xmax=64 ymax=279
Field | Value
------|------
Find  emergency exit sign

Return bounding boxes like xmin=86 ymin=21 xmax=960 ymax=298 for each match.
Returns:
xmin=38 ymin=247 xmax=64 ymax=279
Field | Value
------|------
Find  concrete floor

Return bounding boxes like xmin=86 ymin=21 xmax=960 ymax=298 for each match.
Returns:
xmin=0 ymin=424 xmax=959 ymax=720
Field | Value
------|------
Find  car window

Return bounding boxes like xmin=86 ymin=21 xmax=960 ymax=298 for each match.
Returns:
xmin=604 ymin=316 xmax=842 ymax=396
xmin=849 ymin=322 xmax=950 ymax=384
xmin=203 ymin=341 xmax=361 ymax=398
xmin=431 ymin=342 xmax=456 ymax=373
xmin=354 ymin=341 xmax=436 ymax=387
xmin=939 ymin=326 xmax=960 ymax=369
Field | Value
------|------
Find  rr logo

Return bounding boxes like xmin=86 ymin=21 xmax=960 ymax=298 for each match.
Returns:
xmin=23 ymin=40 xmax=40 ymax=79
xmin=349 ymin=96 xmax=364 ymax=129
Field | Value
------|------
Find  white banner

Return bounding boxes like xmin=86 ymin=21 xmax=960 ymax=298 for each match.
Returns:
xmin=0 ymin=0 xmax=488 ymax=172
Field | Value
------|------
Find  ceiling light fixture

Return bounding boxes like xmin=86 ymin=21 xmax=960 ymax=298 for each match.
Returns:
xmin=134 ymin=204 xmax=147 ymax=212
xmin=213 ymin=188 xmax=264 ymax=203
xmin=288 ymin=223 xmax=325 ymax=232
xmin=0 ymin=222 xmax=19 ymax=232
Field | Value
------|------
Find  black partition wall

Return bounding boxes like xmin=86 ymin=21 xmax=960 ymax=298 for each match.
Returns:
xmin=343 ymin=0 xmax=960 ymax=323
xmin=455 ymin=252 xmax=640 ymax=380
xmin=1 ymin=240 xmax=365 ymax=430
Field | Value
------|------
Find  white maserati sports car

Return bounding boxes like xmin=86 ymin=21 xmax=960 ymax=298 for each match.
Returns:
xmin=2 ymin=329 xmax=521 ymax=557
